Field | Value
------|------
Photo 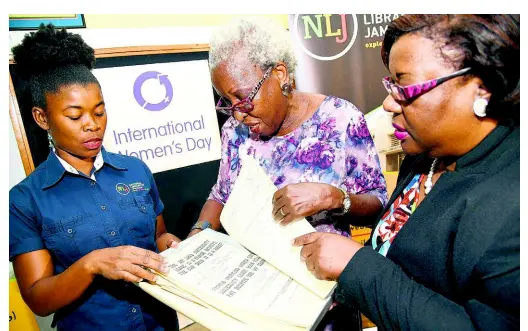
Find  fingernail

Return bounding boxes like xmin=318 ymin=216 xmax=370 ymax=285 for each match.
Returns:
xmin=137 ymin=278 xmax=143 ymax=283
xmin=161 ymin=265 xmax=169 ymax=273
xmin=170 ymin=242 xmax=179 ymax=248
xmin=290 ymin=239 xmax=295 ymax=245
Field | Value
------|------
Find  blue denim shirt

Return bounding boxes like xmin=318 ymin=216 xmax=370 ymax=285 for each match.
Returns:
xmin=9 ymin=148 xmax=178 ymax=331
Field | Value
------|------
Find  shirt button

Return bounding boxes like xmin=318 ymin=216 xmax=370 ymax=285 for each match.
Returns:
xmin=67 ymin=229 xmax=73 ymax=234
xmin=101 ymin=205 xmax=106 ymax=211
xmin=131 ymin=308 xmax=137 ymax=313
xmin=110 ymin=231 xmax=116 ymax=236
xmin=140 ymin=206 xmax=146 ymax=211
xmin=90 ymin=182 xmax=96 ymax=187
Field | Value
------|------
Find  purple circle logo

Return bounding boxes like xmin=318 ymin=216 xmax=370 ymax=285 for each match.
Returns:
xmin=133 ymin=71 xmax=173 ymax=111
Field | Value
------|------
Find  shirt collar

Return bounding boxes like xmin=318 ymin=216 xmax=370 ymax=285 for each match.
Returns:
xmin=100 ymin=147 xmax=127 ymax=171
xmin=455 ymin=119 xmax=517 ymax=170
xmin=42 ymin=147 xmax=127 ymax=189
xmin=54 ymin=149 xmax=104 ymax=176
xmin=411 ymin=119 xmax=517 ymax=175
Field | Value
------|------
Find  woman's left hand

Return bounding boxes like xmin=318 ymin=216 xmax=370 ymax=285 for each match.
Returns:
xmin=292 ymin=232 xmax=363 ymax=281
xmin=272 ymin=183 xmax=340 ymax=225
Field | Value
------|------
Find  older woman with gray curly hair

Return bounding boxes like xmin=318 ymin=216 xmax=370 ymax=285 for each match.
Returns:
xmin=188 ymin=17 xmax=388 ymax=329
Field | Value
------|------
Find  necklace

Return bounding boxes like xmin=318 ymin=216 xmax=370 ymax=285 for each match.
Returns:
xmin=424 ymin=158 xmax=438 ymax=195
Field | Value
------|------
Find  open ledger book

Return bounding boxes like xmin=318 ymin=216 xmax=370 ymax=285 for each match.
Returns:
xmin=139 ymin=156 xmax=337 ymax=331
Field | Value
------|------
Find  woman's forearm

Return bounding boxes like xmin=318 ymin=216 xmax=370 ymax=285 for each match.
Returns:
xmin=325 ymin=186 xmax=383 ymax=226
xmin=187 ymin=200 xmax=224 ymax=237
xmin=197 ymin=199 xmax=224 ymax=230
xmin=14 ymin=252 xmax=97 ymax=316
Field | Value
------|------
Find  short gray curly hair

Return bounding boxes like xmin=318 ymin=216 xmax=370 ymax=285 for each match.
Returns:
xmin=208 ymin=16 xmax=297 ymax=84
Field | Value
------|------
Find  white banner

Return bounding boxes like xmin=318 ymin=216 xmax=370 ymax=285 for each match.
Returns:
xmin=93 ymin=60 xmax=221 ymax=173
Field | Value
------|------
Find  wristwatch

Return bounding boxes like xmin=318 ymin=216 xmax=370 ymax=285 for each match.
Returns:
xmin=337 ymin=188 xmax=351 ymax=215
xmin=191 ymin=220 xmax=212 ymax=231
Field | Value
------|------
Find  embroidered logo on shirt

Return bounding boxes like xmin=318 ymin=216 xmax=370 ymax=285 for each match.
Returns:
xmin=129 ymin=182 xmax=149 ymax=192
xmin=116 ymin=183 xmax=131 ymax=195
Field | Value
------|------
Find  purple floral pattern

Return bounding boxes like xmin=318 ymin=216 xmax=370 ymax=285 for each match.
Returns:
xmin=208 ymin=96 xmax=388 ymax=236
xmin=295 ymin=138 xmax=335 ymax=170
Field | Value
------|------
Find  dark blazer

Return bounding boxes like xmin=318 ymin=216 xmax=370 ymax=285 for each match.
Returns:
xmin=335 ymin=120 xmax=520 ymax=330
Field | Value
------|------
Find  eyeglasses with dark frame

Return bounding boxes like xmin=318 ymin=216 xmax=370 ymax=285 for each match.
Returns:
xmin=215 ymin=67 xmax=273 ymax=116
xmin=382 ymin=67 xmax=472 ymax=102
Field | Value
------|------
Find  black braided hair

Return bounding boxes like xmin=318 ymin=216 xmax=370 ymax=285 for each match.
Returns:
xmin=12 ymin=23 xmax=99 ymax=111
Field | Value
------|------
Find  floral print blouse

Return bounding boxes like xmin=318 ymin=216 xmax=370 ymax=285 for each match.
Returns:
xmin=208 ymin=96 xmax=388 ymax=236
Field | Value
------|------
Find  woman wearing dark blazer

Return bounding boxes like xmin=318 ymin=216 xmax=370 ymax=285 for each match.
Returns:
xmin=294 ymin=14 xmax=520 ymax=331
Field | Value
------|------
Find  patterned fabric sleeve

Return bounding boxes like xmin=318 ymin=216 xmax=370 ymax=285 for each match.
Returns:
xmin=207 ymin=118 xmax=238 ymax=205
xmin=343 ymin=106 xmax=388 ymax=208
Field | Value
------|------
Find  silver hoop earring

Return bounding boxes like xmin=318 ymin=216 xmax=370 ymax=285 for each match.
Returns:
xmin=473 ymin=98 xmax=488 ymax=117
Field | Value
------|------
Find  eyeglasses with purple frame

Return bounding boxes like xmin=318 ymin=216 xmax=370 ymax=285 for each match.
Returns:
xmin=382 ymin=67 xmax=472 ymax=102
xmin=215 ymin=67 xmax=273 ymax=116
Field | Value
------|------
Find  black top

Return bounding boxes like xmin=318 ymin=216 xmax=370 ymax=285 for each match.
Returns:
xmin=335 ymin=120 xmax=520 ymax=330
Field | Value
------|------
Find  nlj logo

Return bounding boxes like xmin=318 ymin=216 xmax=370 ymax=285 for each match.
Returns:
xmin=294 ymin=14 xmax=358 ymax=61
xmin=116 ymin=183 xmax=131 ymax=195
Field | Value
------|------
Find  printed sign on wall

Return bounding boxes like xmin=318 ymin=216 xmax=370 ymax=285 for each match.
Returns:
xmin=93 ymin=60 xmax=221 ymax=173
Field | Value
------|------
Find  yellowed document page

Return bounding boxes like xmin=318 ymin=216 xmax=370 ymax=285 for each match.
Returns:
xmin=139 ymin=281 xmax=252 ymax=331
xmin=220 ymin=155 xmax=336 ymax=299
xmin=155 ymin=229 xmax=330 ymax=330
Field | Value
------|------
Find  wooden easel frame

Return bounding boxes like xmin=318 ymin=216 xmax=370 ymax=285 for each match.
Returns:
xmin=9 ymin=44 xmax=209 ymax=177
